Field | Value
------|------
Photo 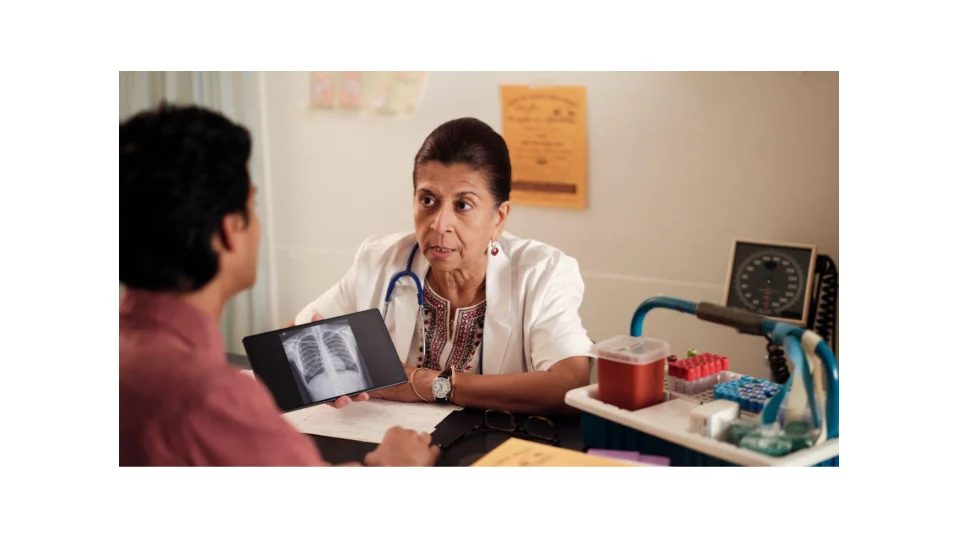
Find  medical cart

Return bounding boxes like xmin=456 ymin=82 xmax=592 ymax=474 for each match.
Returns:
xmin=566 ymin=297 xmax=839 ymax=467
xmin=566 ymin=240 xmax=839 ymax=467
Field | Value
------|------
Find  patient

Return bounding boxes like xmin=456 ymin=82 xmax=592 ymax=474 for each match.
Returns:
xmin=119 ymin=102 xmax=438 ymax=467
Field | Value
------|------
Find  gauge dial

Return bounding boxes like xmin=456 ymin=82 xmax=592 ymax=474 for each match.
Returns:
xmin=734 ymin=250 xmax=805 ymax=316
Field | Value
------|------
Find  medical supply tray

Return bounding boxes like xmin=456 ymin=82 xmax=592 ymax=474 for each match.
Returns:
xmin=565 ymin=380 xmax=839 ymax=467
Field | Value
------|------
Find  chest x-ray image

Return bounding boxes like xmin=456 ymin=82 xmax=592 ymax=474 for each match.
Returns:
xmin=280 ymin=319 xmax=373 ymax=404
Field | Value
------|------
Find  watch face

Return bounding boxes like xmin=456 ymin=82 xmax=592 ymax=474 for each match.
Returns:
xmin=432 ymin=378 xmax=451 ymax=398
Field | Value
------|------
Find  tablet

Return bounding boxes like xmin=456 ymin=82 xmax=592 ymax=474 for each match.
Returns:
xmin=242 ymin=309 xmax=408 ymax=412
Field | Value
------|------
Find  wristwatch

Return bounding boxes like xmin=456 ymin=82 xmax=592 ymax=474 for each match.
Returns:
xmin=431 ymin=368 xmax=454 ymax=403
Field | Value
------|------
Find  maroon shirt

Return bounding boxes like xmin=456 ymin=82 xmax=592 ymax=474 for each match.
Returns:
xmin=119 ymin=290 xmax=325 ymax=466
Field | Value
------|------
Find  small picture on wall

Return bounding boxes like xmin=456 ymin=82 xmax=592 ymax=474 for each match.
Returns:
xmin=310 ymin=72 xmax=335 ymax=108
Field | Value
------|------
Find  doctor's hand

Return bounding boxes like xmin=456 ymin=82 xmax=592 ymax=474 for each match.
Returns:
xmin=329 ymin=392 xmax=369 ymax=408
xmin=364 ymin=427 xmax=439 ymax=467
xmin=369 ymin=363 xmax=439 ymax=403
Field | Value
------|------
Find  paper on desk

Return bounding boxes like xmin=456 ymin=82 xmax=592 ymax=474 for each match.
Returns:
xmin=282 ymin=405 xmax=318 ymax=428
xmin=287 ymin=399 xmax=461 ymax=444
xmin=471 ymin=438 xmax=645 ymax=467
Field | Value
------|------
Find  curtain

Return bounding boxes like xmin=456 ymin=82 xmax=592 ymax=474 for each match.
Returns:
xmin=119 ymin=72 xmax=276 ymax=355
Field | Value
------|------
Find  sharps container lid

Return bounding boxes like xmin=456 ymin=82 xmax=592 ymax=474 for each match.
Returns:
xmin=591 ymin=335 xmax=671 ymax=366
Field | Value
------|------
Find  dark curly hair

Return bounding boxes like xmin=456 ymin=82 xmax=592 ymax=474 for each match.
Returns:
xmin=413 ymin=118 xmax=511 ymax=207
xmin=120 ymin=102 xmax=252 ymax=292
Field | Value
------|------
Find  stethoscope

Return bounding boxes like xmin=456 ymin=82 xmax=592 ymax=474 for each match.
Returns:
xmin=383 ymin=242 xmax=483 ymax=374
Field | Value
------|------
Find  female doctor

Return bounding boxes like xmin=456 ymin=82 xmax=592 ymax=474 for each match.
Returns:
xmin=292 ymin=118 xmax=593 ymax=414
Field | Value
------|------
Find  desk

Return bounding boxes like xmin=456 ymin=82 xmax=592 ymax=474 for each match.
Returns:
xmin=312 ymin=408 xmax=584 ymax=466
xmin=228 ymin=352 xmax=585 ymax=466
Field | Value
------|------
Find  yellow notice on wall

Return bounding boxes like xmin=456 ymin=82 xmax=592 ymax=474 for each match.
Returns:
xmin=470 ymin=438 xmax=642 ymax=467
xmin=499 ymin=85 xmax=588 ymax=210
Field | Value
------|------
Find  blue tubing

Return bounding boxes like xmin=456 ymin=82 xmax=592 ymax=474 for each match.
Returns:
xmin=630 ymin=297 xmax=697 ymax=336
xmin=815 ymin=340 xmax=840 ymax=440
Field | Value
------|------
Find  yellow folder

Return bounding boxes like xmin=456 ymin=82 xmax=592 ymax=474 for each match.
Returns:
xmin=470 ymin=438 xmax=645 ymax=467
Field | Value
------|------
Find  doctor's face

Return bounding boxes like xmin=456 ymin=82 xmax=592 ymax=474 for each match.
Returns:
xmin=413 ymin=162 xmax=508 ymax=274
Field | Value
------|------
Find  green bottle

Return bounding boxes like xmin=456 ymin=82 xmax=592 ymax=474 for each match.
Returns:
xmin=739 ymin=426 xmax=792 ymax=457
xmin=725 ymin=419 xmax=758 ymax=446
xmin=783 ymin=421 xmax=815 ymax=451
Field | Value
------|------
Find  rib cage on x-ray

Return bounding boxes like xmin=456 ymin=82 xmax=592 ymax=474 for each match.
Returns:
xmin=281 ymin=320 xmax=372 ymax=402
xmin=298 ymin=330 xmax=361 ymax=382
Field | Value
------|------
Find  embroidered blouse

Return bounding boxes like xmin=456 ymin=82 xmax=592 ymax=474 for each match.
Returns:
xmin=410 ymin=279 xmax=486 ymax=373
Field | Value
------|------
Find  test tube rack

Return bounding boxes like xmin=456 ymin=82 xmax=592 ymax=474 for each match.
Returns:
xmin=667 ymin=353 xmax=729 ymax=396
xmin=665 ymin=372 xmax=785 ymax=420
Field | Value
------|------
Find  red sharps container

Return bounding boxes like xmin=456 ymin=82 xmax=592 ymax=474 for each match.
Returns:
xmin=593 ymin=335 xmax=671 ymax=411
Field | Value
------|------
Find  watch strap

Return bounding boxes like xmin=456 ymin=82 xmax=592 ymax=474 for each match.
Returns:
xmin=449 ymin=369 xmax=457 ymax=404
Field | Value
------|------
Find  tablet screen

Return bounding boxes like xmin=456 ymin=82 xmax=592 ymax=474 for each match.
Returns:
xmin=242 ymin=309 xmax=408 ymax=412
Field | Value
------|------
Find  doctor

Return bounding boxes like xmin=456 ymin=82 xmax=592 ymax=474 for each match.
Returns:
xmin=293 ymin=118 xmax=593 ymax=414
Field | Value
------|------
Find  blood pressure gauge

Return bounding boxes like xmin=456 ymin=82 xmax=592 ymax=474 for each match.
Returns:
xmin=724 ymin=239 xmax=817 ymax=325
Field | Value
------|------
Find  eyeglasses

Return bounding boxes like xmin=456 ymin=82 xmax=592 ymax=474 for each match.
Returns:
xmin=440 ymin=409 xmax=559 ymax=453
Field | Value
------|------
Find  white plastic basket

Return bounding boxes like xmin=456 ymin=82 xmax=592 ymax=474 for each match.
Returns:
xmin=566 ymin=384 xmax=839 ymax=467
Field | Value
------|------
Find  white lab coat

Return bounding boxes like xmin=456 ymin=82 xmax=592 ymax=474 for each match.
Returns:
xmin=294 ymin=231 xmax=595 ymax=375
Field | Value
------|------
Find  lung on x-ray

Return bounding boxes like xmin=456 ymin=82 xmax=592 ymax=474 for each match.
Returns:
xmin=280 ymin=319 xmax=373 ymax=403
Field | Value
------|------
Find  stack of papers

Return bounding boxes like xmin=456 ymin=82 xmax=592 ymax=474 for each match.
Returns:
xmin=283 ymin=399 xmax=462 ymax=444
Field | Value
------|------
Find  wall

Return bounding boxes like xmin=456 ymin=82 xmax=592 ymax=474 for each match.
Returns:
xmin=262 ymin=71 xmax=838 ymax=379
